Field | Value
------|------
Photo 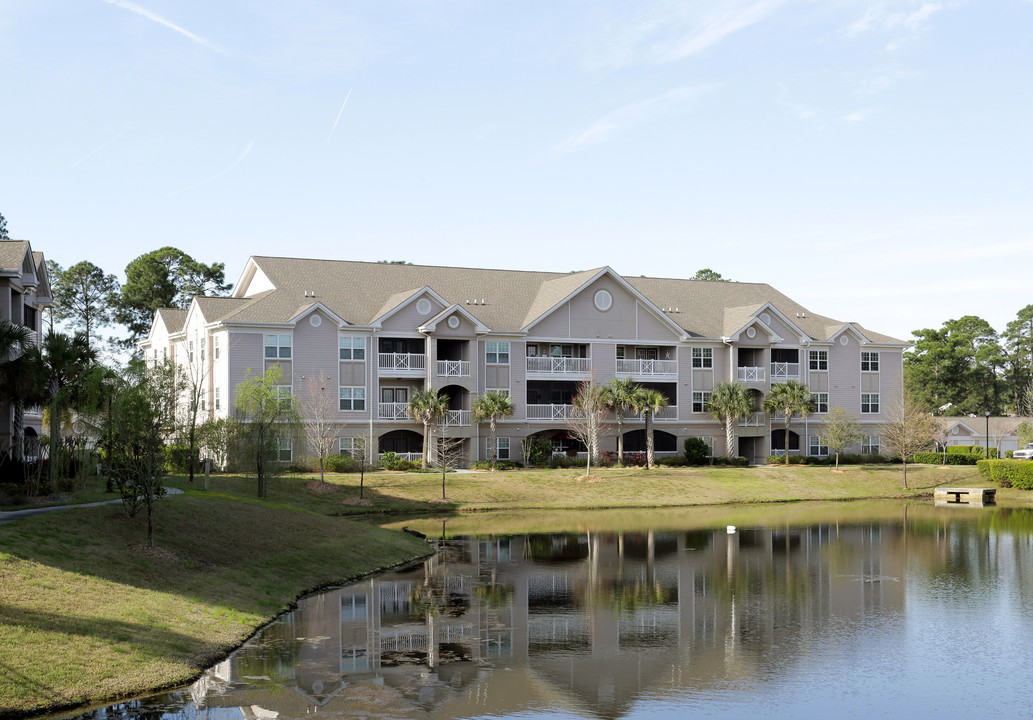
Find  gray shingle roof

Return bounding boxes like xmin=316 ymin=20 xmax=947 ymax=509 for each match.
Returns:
xmin=0 ymin=240 xmax=30 ymax=273
xmin=185 ymin=255 xmax=905 ymax=344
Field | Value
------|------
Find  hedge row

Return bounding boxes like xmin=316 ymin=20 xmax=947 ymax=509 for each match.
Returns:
xmin=948 ymin=444 xmax=998 ymax=459
xmin=977 ymin=459 xmax=1033 ymax=489
xmin=912 ymin=452 xmax=983 ymax=465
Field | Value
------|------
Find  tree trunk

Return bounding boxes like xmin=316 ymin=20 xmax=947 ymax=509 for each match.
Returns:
xmin=422 ymin=421 xmax=430 ymax=468
xmin=784 ymin=415 xmax=791 ymax=466
xmin=617 ymin=415 xmax=624 ymax=464
xmin=188 ymin=424 xmax=196 ymax=483
xmin=645 ymin=412 xmax=654 ymax=469
xmin=48 ymin=388 xmax=60 ymax=494
xmin=489 ymin=417 xmax=497 ymax=470
xmin=12 ymin=401 xmax=23 ymax=462
xmin=726 ymin=417 xmax=735 ymax=459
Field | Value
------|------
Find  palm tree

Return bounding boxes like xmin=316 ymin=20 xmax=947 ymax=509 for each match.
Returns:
xmin=0 ymin=321 xmax=33 ymax=461
xmin=29 ymin=332 xmax=96 ymax=492
xmin=706 ymin=382 xmax=755 ymax=459
xmin=472 ymin=390 xmax=514 ymax=470
xmin=408 ymin=388 xmax=449 ymax=468
xmin=602 ymin=377 xmax=641 ymax=465
xmin=633 ymin=388 xmax=669 ymax=469
xmin=762 ymin=380 xmax=815 ymax=465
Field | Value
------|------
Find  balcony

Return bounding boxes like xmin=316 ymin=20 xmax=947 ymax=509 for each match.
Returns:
xmin=378 ymin=353 xmax=426 ymax=375
xmin=616 ymin=359 xmax=677 ymax=377
xmin=379 ymin=402 xmax=410 ymax=420
xmin=443 ymin=409 xmax=471 ymax=427
xmin=653 ymin=406 xmax=678 ymax=421
xmin=737 ymin=366 xmax=765 ymax=382
xmin=527 ymin=404 xmax=575 ymax=420
xmin=769 ymin=362 xmax=799 ymax=380
xmin=738 ymin=412 xmax=766 ymax=427
xmin=526 ymin=357 xmax=591 ymax=376
xmin=436 ymin=359 xmax=470 ymax=377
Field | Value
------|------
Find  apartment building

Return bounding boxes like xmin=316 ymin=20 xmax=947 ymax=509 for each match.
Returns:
xmin=0 ymin=240 xmax=52 ymax=458
xmin=142 ymin=256 xmax=906 ymax=466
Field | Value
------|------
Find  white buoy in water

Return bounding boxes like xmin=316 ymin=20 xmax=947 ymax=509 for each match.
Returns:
xmin=727 ymin=525 xmax=736 ymax=534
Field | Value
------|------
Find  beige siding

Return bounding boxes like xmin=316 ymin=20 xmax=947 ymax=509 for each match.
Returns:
xmin=810 ymin=373 xmax=829 ymax=393
xmin=381 ymin=294 xmax=443 ymax=333
xmin=636 ymin=303 xmax=677 ymax=341
xmin=532 ymin=303 xmax=570 ymax=338
xmin=592 ymin=342 xmax=617 ymax=379
xmin=566 ymin=278 xmax=638 ymax=339
xmin=228 ymin=332 xmax=265 ymax=407
xmin=828 ymin=335 xmax=859 ymax=413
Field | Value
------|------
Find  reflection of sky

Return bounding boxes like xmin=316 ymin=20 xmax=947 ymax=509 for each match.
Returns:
xmin=64 ymin=504 xmax=1033 ymax=719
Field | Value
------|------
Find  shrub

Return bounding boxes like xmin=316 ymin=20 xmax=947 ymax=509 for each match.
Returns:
xmin=977 ymin=459 xmax=1033 ymax=489
xmin=658 ymin=456 xmax=689 ymax=467
xmin=767 ymin=455 xmax=811 ymax=465
xmin=547 ymin=454 xmax=577 ymax=469
xmin=683 ymin=438 xmax=711 ymax=466
xmin=948 ymin=445 xmax=997 ymax=459
xmin=165 ymin=442 xmax=196 ymax=473
xmin=912 ymin=452 xmax=981 ymax=465
xmin=471 ymin=459 xmax=522 ymax=471
xmin=713 ymin=456 xmax=749 ymax=467
xmin=324 ymin=453 xmax=362 ymax=473
xmin=522 ymin=437 xmax=552 ymax=468
xmin=380 ymin=452 xmax=419 ymax=472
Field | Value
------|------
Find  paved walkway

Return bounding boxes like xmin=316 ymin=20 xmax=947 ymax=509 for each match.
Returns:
xmin=0 ymin=488 xmax=184 ymax=526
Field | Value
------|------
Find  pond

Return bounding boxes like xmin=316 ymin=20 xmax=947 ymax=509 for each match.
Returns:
xmin=61 ymin=501 xmax=1033 ymax=719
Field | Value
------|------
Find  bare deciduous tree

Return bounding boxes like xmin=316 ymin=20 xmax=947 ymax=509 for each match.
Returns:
xmin=819 ymin=406 xmax=863 ymax=470
xmin=568 ymin=379 xmax=610 ymax=476
xmin=881 ymin=392 xmax=937 ymax=489
xmin=301 ymin=373 xmax=339 ymax=486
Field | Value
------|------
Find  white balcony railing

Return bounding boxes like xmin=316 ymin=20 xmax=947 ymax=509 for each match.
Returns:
xmin=442 ymin=410 xmax=471 ymax=427
xmin=616 ymin=359 xmax=677 ymax=376
xmin=379 ymin=452 xmax=422 ymax=463
xmin=526 ymin=357 xmax=591 ymax=375
xmin=527 ymin=404 xmax=575 ymax=420
xmin=737 ymin=366 xmax=765 ymax=382
xmin=769 ymin=362 xmax=800 ymax=379
xmin=738 ymin=412 xmax=766 ymax=427
xmin=378 ymin=353 xmax=426 ymax=372
xmin=653 ymin=406 xmax=678 ymax=421
xmin=379 ymin=402 xmax=410 ymax=420
xmin=436 ymin=359 xmax=470 ymax=377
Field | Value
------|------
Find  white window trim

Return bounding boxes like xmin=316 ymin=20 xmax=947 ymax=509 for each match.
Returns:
xmin=861 ymin=392 xmax=880 ymax=414
xmin=265 ymin=333 xmax=292 ymax=360
xmin=809 ymin=435 xmax=829 ymax=457
xmin=811 ymin=392 xmax=828 ymax=413
xmin=692 ymin=347 xmax=713 ymax=369
xmin=692 ymin=391 xmax=711 ymax=413
xmin=809 ymin=350 xmax=828 ymax=371
xmin=339 ymin=335 xmax=367 ymax=361
xmin=339 ymin=386 xmax=366 ymax=411
xmin=486 ymin=341 xmax=510 ymax=365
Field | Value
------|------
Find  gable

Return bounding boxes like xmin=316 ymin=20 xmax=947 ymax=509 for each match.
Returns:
xmin=525 ymin=270 xmax=685 ymax=341
xmin=378 ymin=290 xmax=447 ymax=332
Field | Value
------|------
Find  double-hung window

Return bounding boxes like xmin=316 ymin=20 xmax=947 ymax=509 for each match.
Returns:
xmin=862 ymin=435 xmax=880 ymax=455
xmin=692 ymin=391 xmax=711 ymax=413
xmin=265 ymin=334 xmax=292 ymax=360
xmin=809 ymin=435 xmax=829 ymax=457
xmin=339 ymin=437 xmax=356 ymax=457
xmin=214 ymin=336 xmax=221 ymax=360
xmin=486 ymin=341 xmax=510 ymax=364
xmin=275 ymin=438 xmax=292 ymax=462
xmin=487 ymin=437 xmax=510 ymax=461
xmin=188 ymin=340 xmax=195 ymax=363
xmin=861 ymin=351 xmax=879 ymax=372
xmin=339 ymin=336 xmax=366 ymax=361
xmin=214 ymin=387 xmax=221 ymax=410
xmin=861 ymin=393 xmax=879 ymax=413
xmin=200 ymin=337 xmax=206 ymax=362
xmin=809 ymin=350 xmax=828 ymax=371
xmin=199 ymin=388 xmax=207 ymax=412
xmin=692 ymin=347 xmax=713 ymax=368
xmin=276 ymin=386 xmax=293 ymax=410
xmin=811 ymin=392 xmax=828 ymax=413
xmin=339 ymin=386 xmax=366 ymax=411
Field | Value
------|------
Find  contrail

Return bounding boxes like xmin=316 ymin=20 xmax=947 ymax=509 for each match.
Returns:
xmin=70 ymin=128 xmax=127 ymax=169
xmin=101 ymin=0 xmax=228 ymax=56
xmin=164 ymin=139 xmax=255 ymax=198
xmin=328 ymin=89 xmax=353 ymax=140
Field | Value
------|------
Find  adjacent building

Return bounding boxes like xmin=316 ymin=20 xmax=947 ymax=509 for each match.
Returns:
xmin=143 ymin=256 xmax=907 ymax=466
xmin=0 ymin=240 xmax=52 ymax=459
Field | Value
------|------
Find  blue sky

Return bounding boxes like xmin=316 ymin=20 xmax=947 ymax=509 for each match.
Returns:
xmin=2 ymin=0 xmax=1031 ymax=342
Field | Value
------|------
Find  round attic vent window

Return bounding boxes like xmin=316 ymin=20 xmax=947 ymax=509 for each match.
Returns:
xmin=594 ymin=290 xmax=613 ymax=312
xmin=447 ymin=316 xmax=460 ymax=329
xmin=417 ymin=298 xmax=432 ymax=315
xmin=840 ymin=336 xmax=849 ymax=346
xmin=746 ymin=327 xmax=757 ymax=339
xmin=760 ymin=312 xmax=771 ymax=325
xmin=952 ymin=426 xmax=959 ymax=435
xmin=309 ymin=315 xmax=322 ymax=328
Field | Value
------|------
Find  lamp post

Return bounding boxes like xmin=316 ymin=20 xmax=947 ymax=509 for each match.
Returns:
xmin=985 ymin=409 xmax=991 ymax=460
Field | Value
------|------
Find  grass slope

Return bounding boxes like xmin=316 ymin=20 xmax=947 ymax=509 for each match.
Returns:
xmin=0 ymin=494 xmax=430 ymax=717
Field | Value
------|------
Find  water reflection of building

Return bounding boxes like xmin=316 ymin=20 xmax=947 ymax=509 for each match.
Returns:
xmin=201 ymin=523 xmax=906 ymax=719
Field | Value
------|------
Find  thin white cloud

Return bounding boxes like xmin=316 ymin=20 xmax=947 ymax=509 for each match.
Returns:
xmin=555 ymin=85 xmax=718 ymax=154
xmin=844 ymin=1 xmax=959 ymax=41
xmin=586 ymin=0 xmax=785 ymax=69
xmin=328 ymin=89 xmax=352 ymax=141
xmin=164 ymin=139 xmax=255 ymax=198
xmin=842 ymin=108 xmax=877 ymax=123
xmin=101 ymin=0 xmax=227 ymax=56
xmin=69 ymin=128 xmax=128 ymax=169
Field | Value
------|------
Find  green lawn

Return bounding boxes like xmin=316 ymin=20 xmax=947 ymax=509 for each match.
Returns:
xmin=0 ymin=461 xmax=1012 ymax=717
